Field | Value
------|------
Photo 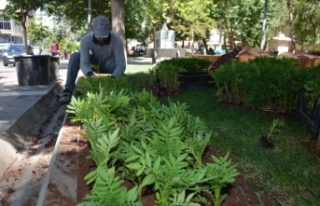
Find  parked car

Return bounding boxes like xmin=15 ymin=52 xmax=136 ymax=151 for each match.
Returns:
xmin=0 ymin=43 xmax=10 ymax=53
xmin=0 ymin=43 xmax=10 ymax=62
xmin=2 ymin=44 xmax=33 ymax=66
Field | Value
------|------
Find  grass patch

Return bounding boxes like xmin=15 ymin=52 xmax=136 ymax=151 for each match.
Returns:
xmin=164 ymin=87 xmax=320 ymax=206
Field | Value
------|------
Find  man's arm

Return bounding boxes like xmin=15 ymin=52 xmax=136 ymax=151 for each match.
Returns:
xmin=80 ymin=36 xmax=93 ymax=76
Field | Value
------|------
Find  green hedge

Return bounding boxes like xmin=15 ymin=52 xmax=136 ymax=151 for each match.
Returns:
xmin=156 ymin=57 xmax=212 ymax=72
xmin=210 ymin=56 xmax=320 ymax=113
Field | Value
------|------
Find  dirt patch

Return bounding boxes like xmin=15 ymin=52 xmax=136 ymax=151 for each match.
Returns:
xmin=299 ymin=140 xmax=320 ymax=157
xmin=40 ymin=120 xmax=85 ymax=206
xmin=237 ymin=47 xmax=320 ymax=60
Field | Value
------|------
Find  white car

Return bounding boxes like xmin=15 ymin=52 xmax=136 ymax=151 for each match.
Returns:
xmin=0 ymin=43 xmax=10 ymax=61
xmin=2 ymin=44 xmax=34 ymax=66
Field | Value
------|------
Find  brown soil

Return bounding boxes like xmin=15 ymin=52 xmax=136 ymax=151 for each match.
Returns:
xmin=237 ymin=47 xmax=320 ymax=60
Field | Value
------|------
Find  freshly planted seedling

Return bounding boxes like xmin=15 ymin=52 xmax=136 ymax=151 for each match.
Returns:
xmin=91 ymin=62 xmax=101 ymax=76
xmin=259 ymin=119 xmax=284 ymax=149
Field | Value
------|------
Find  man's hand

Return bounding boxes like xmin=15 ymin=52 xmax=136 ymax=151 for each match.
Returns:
xmin=91 ymin=73 xmax=98 ymax=78
xmin=86 ymin=71 xmax=98 ymax=78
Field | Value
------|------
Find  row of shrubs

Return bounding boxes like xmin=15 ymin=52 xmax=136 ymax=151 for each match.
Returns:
xmin=209 ymin=56 xmax=320 ymax=114
xmin=152 ymin=56 xmax=320 ymax=115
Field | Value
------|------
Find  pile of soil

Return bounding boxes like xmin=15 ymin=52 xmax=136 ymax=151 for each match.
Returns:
xmin=237 ymin=47 xmax=276 ymax=57
xmin=236 ymin=47 xmax=320 ymax=60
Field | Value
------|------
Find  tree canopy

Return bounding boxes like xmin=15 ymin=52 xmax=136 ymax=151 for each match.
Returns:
xmin=2 ymin=0 xmax=320 ymax=52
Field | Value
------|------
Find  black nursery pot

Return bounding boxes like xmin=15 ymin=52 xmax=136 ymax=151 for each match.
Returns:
xmin=50 ymin=56 xmax=60 ymax=82
xmin=178 ymin=71 xmax=213 ymax=83
xmin=15 ymin=55 xmax=51 ymax=86
xmin=178 ymin=71 xmax=214 ymax=90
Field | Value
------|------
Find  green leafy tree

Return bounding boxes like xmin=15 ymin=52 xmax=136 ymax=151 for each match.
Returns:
xmin=170 ymin=0 xmax=215 ymax=51
xmin=235 ymin=0 xmax=265 ymax=47
xmin=294 ymin=0 xmax=320 ymax=51
xmin=124 ymin=0 xmax=150 ymax=43
xmin=1 ymin=0 xmax=49 ymax=54
xmin=143 ymin=0 xmax=169 ymax=47
xmin=210 ymin=0 xmax=267 ymax=49
xmin=66 ymin=41 xmax=78 ymax=54
xmin=267 ymin=0 xmax=288 ymax=36
xmin=44 ymin=0 xmax=111 ymax=31
xmin=27 ymin=17 xmax=52 ymax=51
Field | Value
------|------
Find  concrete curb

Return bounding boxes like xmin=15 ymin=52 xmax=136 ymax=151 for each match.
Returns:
xmin=36 ymin=111 xmax=69 ymax=206
xmin=0 ymin=83 xmax=63 ymax=179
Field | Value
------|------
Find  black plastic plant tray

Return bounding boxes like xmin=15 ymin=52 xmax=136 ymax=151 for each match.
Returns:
xmin=297 ymin=89 xmax=320 ymax=140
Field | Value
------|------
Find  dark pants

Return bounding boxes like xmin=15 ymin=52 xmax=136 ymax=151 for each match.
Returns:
xmin=64 ymin=52 xmax=116 ymax=93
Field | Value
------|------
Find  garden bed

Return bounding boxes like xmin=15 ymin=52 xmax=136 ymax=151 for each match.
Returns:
xmin=0 ymin=98 xmax=319 ymax=205
xmin=41 ymin=116 xmax=281 ymax=206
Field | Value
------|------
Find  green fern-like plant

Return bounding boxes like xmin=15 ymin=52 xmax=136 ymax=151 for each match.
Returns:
xmin=91 ymin=62 xmax=101 ymax=76
xmin=78 ymin=167 xmax=142 ymax=206
xmin=267 ymin=119 xmax=284 ymax=138
xmin=84 ymin=128 xmax=121 ymax=185
xmin=73 ymin=77 xmax=239 ymax=206
xmin=169 ymin=190 xmax=200 ymax=206
xmin=205 ymin=152 xmax=239 ymax=206
xmin=186 ymin=131 xmax=211 ymax=167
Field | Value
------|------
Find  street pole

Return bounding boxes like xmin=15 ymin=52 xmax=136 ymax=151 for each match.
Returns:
xmin=87 ymin=0 xmax=92 ymax=31
xmin=260 ymin=0 xmax=268 ymax=52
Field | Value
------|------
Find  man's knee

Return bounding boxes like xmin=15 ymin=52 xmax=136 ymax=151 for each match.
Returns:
xmin=70 ymin=52 xmax=80 ymax=61
xmin=101 ymin=58 xmax=117 ymax=73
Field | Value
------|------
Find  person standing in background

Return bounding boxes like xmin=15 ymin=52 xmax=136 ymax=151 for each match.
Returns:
xmin=50 ymin=41 xmax=59 ymax=56
xmin=195 ymin=38 xmax=204 ymax=54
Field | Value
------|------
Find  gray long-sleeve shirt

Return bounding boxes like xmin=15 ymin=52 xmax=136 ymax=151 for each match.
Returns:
xmin=80 ymin=32 xmax=126 ymax=76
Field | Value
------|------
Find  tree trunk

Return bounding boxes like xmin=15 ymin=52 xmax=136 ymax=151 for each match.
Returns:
xmin=87 ymin=0 xmax=93 ymax=32
xmin=260 ymin=0 xmax=268 ymax=52
xmin=111 ymin=0 xmax=126 ymax=50
xmin=287 ymin=0 xmax=296 ymax=53
xmin=22 ymin=17 xmax=29 ymax=54
xmin=20 ymin=3 xmax=29 ymax=55
xmin=202 ymin=38 xmax=208 ymax=54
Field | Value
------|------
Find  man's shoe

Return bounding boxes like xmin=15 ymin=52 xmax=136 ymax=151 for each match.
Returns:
xmin=59 ymin=92 xmax=72 ymax=104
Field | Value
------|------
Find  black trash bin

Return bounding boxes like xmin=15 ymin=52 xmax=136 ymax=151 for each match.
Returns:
xmin=15 ymin=55 xmax=51 ymax=86
xmin=50 ymin=56 xmax=60 ymax=82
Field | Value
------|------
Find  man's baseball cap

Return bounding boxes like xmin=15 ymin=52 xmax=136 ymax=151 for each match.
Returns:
xmin=93 ymin=16 xmax=110 ymax=38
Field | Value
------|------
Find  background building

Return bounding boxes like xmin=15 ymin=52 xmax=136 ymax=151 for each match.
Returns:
xmin=0 ymin=0 xmax=23 ymax=43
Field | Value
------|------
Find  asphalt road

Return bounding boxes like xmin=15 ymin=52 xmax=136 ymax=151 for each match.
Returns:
xmin=0 ymin=61 xmax=16 ymax=73
xmin=0 ymin=57 xmax=155 ymax=81
xmin=0 ymin=59 xmax=68 ymax=84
